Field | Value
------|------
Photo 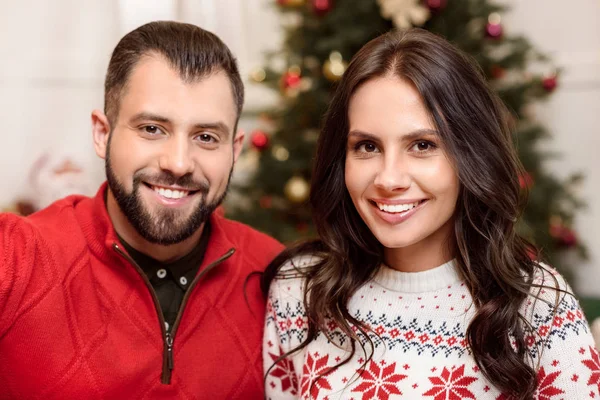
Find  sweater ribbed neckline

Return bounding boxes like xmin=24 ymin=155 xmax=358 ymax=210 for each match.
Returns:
xmin=373 ymin=259 xmax=463 ymax=293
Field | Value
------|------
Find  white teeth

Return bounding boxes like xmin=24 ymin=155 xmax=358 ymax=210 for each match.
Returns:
xmin=153 ymin=187 xmax=189 ymax=199
xmin=377 ymin=201 xmax=421 ymax=213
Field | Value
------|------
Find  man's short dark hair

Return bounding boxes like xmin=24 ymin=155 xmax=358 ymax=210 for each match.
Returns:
xmin=104 ymin=21 xmax=244 ymax=128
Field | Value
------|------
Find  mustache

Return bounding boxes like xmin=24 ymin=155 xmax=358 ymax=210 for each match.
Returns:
xmin=133 ymin=171 xmax=210 ymax=193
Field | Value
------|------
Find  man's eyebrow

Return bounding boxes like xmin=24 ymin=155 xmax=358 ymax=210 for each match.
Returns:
xmin=129 ymin=112 xmax=171 ymax=124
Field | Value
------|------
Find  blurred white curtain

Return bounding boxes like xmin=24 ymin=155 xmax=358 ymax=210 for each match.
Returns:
xmin=0 ymin=0 xmax=122 ymax=204
xmin=177 ymin=0 xmax=282 ymax=111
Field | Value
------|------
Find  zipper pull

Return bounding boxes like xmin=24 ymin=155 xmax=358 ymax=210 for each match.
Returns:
xmin=166 ymin=332 xmax=174 ymax=370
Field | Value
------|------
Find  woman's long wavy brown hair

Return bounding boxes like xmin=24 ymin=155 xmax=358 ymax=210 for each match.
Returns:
xmin=263 ymin=28 xmax=547 ymax=399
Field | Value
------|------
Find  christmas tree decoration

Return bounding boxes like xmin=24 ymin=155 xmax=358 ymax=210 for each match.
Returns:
xmin=260 ymin=195 xmax=273 ymax=209
xmin=490 ymin=65 xmax=506 ymax=79
xmin=250 ymin=130 xmax=270 ymax=151
xmin=229 ymin=0 xmax=586 ymax=277
xmin=322 ymin=51 xmax=347 ymax=82
xmin=550 ymin=217 xmax=578 ymax=249
xmin=296 ymin=221 xmax=309 ymax=233
xmin=485 ymin=12 xmax=503 ymax=39
xmin=272 ymin=145 xmax=290 ymax=161
xmin=282 ymin=66 xmax=302 ymax=88
xmin=426 ymin=0 xmax=447 ymax=12
xmin=519 ymin=172 xmax=533 ymax=189
xmin=280 ymin=66 xmax=303 ymax=97
xmin=250 ymin=67 xmax=266 ymax=83
xmin=542 ymin=74 xmax=558 ymax=92
xmin=377 ymin=0 xmax=430 ymax=29
xmin=284 ymin=176 xmax=310 ymax=203
xmin=312 ymin=0 xmax=333 ymax=15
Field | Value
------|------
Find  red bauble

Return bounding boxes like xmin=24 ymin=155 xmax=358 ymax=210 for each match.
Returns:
xmin=296 ymin=222 xmax=309 ymax=233
xmin=259 ymin=196 xmax=273 ymax=209
xmin=550 ymin=222 xmax=578 ymax=249
xmin=490 ymin=65 xmax=506 ymax=79
xmin=519 ymin=172 xmax=533 ymax=189
xmin=250 ymin=130 xmax=270 ymax=150
xmin=485 ymin=23 xmax=503 ymax=39
xmin=282 ymin=72 xmax=301 ymax=89
xmin=312 ymin=0 xmax=333 ymax=15
xmin=426 ymin=0 xmax=447 ymax=12
xmin=558 ymin=228 xmax=577 ymax=248
xmin=542 ymin=76 xmax=558 ymax=92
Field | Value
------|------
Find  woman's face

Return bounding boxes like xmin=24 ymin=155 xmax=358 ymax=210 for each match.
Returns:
xmin=345 ymin=76 xmax=460 ymax=270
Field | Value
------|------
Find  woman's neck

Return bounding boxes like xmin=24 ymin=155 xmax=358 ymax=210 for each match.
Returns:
xmin=383 ymin=224 xmax=456 ymax=272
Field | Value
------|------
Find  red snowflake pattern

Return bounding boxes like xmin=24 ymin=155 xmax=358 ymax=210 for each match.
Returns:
xmin=534 ymin=366 xmax=565 ymax=399
xmin=301 ymin=352 xmax=333 ymax=398
xmin=268 ymin=347 xmax=298 ymax=394
xmin=582 ymin=346 xmax=600 ymax=393
xmin=423 ymin=365 xmax=477 ymax=400
xmin=351 ymin=360 xmax=407 ymax=400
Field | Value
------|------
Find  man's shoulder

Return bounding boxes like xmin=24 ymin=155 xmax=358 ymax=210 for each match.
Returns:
xmin=1 ymin=194 xmax=93 ymax=250
xmin=0 ymin=212 xmax=37 ymax=241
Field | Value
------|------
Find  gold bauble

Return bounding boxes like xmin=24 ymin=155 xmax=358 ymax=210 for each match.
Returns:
xmin=250 ymin=67 xmax=266 ymax=83
xmin=284 ymin=176 xmax=310 ymax=203
xmin=322 ymin=51 xmax=347 ymax=82
xmin=272 ymin=145 xmax=290 ymax=161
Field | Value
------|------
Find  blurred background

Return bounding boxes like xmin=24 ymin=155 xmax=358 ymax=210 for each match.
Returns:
xmin=0 ymin=0 xmax=598 ymax=304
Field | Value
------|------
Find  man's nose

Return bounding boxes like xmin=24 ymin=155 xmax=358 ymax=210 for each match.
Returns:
xmin=158 ymin=135 xmax=194 ymax=177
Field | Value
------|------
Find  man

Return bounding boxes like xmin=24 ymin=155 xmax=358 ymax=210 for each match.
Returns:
xmin=0 ymin=21 xmax=282 ymax=399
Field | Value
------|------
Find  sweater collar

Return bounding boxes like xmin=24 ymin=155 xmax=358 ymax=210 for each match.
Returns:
xmin=77 ymin=182 xmax=235 ymax=264
xmin=373 ymin=259 xmax=463 ymax=293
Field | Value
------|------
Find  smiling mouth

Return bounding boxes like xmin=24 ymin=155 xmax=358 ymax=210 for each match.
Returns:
xmin=372 ymin=200 xmax=427 ymax=214
xmin=143 ymin=183 xmax=200 ymax=200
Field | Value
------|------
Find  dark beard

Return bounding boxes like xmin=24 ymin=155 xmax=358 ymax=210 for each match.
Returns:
xmin=105 ymin=147 xmax=231 ymax=245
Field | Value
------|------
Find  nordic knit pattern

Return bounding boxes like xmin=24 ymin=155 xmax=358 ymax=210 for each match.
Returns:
xmin=264 ymin=256 xmax=600 ymax=400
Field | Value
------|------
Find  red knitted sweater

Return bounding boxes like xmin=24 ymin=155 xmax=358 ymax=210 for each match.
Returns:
xmin=0 ymin=183 xmax=283 ymax=399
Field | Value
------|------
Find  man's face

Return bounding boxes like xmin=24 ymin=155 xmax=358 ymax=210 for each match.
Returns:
xmin=103 ymin=54 xmax=241 ymax=245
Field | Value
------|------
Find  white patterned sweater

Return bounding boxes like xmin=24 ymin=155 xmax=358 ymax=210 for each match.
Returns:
xmin=263 ymin=256 xmax=600 ymax=400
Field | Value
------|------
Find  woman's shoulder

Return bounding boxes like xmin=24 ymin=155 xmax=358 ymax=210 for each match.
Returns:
xmin=267 ymin=253 xmax=323 ymax=300
xmin=274 ymin=253 xmax=323 ymax=278
xmin=527 ymin=262 xmax=574 ymax=304
xmin=521 ymin=262 xmax=589 ymax=341
xmin=523 ymin=263 xmax=576 ymax=312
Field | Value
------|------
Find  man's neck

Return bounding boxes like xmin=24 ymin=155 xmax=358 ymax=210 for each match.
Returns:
xmin=106 ymin=190 xmax=204 ymax=263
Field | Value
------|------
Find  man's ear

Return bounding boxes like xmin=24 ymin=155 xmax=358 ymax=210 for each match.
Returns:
xmin=91 ymin=110 xmax=111 ymax=159
xmin=233 ymin=129 xmax=246 ymax=163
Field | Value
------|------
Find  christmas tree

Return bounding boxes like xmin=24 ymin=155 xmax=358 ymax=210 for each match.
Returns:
xmin=228 ymin=0 xmax=586 ymax=276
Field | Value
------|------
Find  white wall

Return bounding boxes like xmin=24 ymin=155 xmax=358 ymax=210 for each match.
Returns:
xmin=0 ymin=0 xmax=122 ymax=197
xmin=503 ymin=0 xmax=600 ymax=295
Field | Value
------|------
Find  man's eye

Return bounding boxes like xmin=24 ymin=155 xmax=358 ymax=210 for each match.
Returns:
xmin=197 ymin=134 xmax=215 ymax=143
xmin=143 ymin=125 xmax=162 ymax=135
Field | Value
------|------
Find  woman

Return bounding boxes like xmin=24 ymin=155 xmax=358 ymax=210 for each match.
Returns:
xmin=262 ymin=29 xmax=598 ymax=400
